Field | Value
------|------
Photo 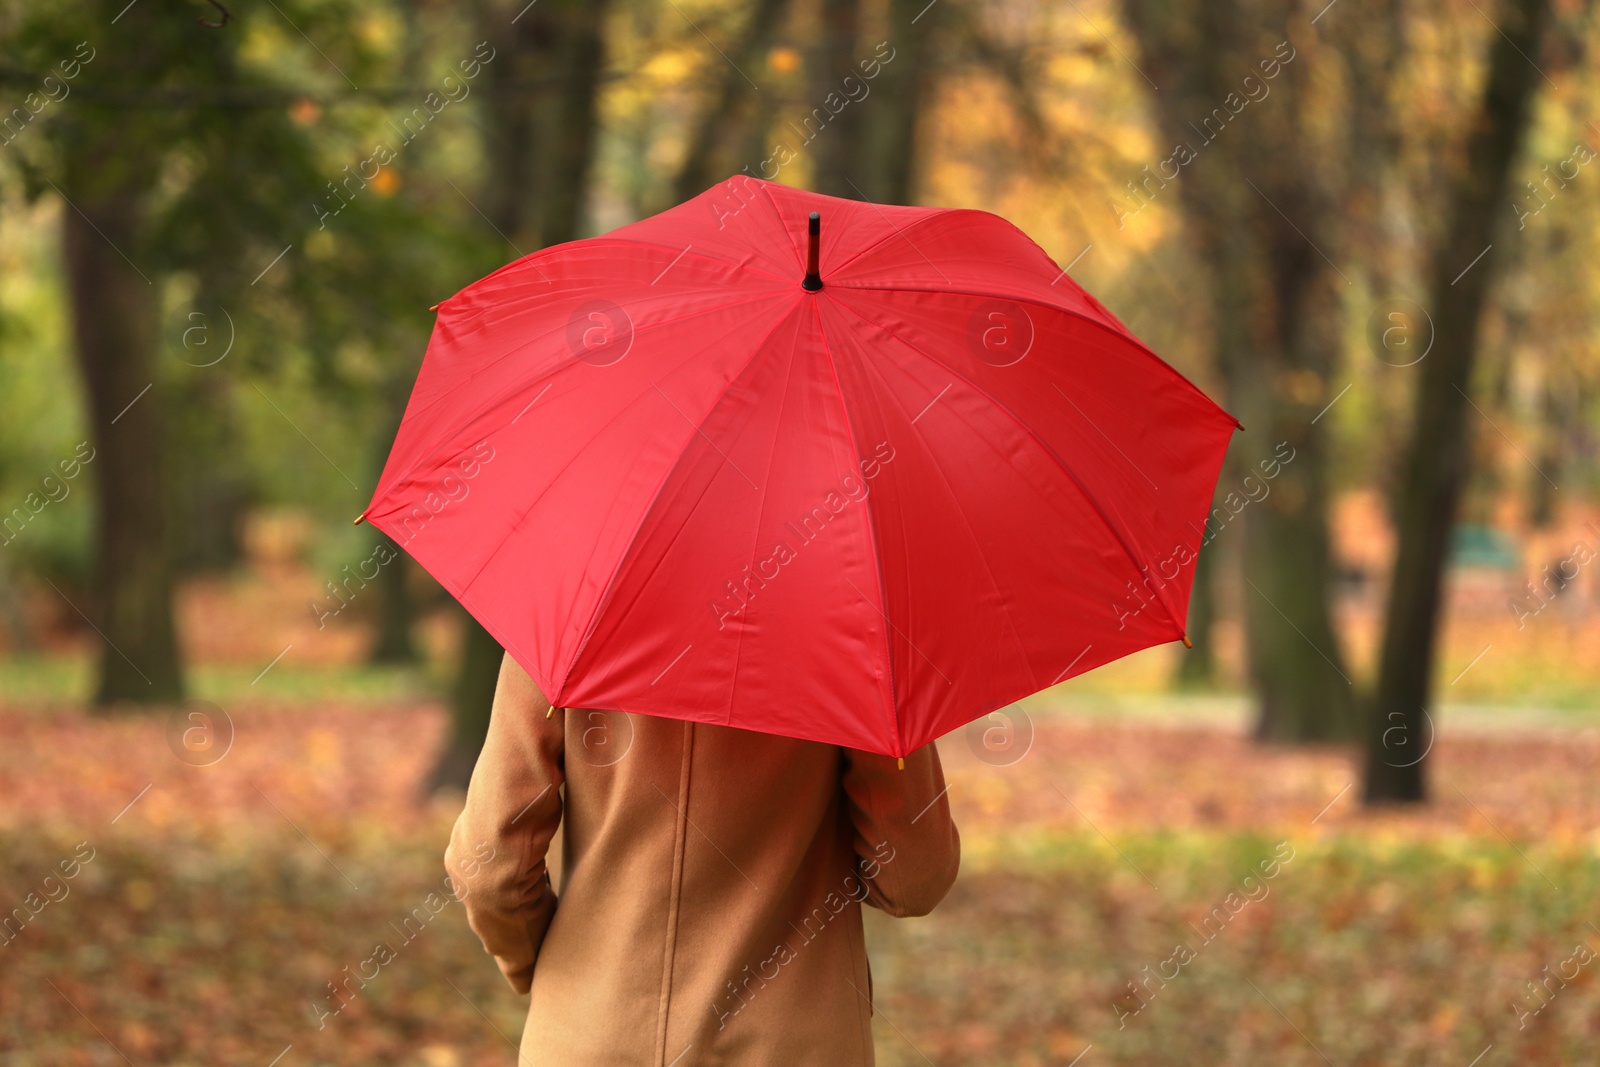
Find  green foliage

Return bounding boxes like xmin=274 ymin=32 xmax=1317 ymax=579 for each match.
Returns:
xmin=0 ymin=206 xmax=89 ymax=584
xmin=0 ymin=0 xmax=518 ymax=582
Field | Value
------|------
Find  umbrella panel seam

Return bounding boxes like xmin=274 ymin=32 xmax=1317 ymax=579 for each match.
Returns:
xmin=829 ymin=283 xmax=1232 ymax=423
xmin=808 ymin=295 xmax=905 ymax=757
xmin=561 ymin=297 xmax=808 ymax=707
xmin=828 ymin=298 xmax=1042 ymax=705
xmin=824 ymin=294 xmax=1190 ymax=642
xmin=371 ymin=289 xmax=790 ymax=509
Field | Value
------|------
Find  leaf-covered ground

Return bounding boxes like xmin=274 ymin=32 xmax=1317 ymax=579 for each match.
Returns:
xmin=5 ymin=693 xmax=1600 ymax=1065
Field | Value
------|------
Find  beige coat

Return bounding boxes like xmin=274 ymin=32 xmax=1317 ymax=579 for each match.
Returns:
xmin=445 ymin=654 xmax=961 ymax=1066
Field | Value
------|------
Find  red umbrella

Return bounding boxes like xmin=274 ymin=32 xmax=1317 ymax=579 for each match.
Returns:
xmin=365 ymin=177 xmax=1236 ymax=758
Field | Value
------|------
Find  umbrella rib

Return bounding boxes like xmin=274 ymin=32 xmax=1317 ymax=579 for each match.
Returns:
xmin=755 ymin=181 xmax=807 ymax=280
xmin=826 ymin=296 xmax=1189 ymax=641
xmin=564 ymin=236 xmax=793 ymax=284
xmin=384 ymin=379 xmax=676 ymax=695
xmin=425 ymin=295 xmax=797 ymax=630
xmin=438 ymin=288 xmax=786 ymax=413
xmin=822 ymin=207 xmax=958 ymax=279
xmin=720 ymin=310 xmax=811 ymax=731
xmin=561 ymin=298 xmax=807 ymax=701
xmin=837 ymin=309 xmax=1040 ymax=697
xmin=832 ymin=283 xmax=1230 ymax=419
xmin=453 ymin=585 xmax=562 ymax=703
xmin=808 ymin=297 xmax=905 ymax=757
xmin=370 ymin=290 xmax=787 ymax=508
xmin=822 ymin=206 xmax=1067 ymax=284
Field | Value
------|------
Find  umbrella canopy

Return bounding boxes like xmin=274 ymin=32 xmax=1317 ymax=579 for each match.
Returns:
xmin=366 ymin=177 xmax=1236 ymax=757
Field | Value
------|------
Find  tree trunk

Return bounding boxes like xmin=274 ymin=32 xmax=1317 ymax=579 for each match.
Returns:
xmin=368 ymin=532 xmax=420 ymax=665
xmin=855 ymin=0 xmax=941 ymax=205
xmin=60 ymin=185 xmax=184 ymax=706
xmin=428 ymin=0 xmax=612 ymax=791
xmin=532 ymin=0 xmax=610 ymax=248
xmin=808 ymin=0 xmax=868 ymax=198
xmin=0 ymin=555 xmax=37 ymax=653
xmin=1121 ymin=0 xmax=1359 ymax=742
xmin=479 ymin=7 xmax=538 ymax=253
xmin=1243 ymin=428 xmax=1354 ymax=741
xmin=1174 ymin=518 xmax=1217 ymax=686
xmin=1362 ymin=0 xmax=1550 ymax=804
xmin=368 ymin=383 xmax=421 ymax=665
xmin=426 ymin=609 xmax=506 ymax=793
xmin=168 ymin=373 xmax=251 ymax=573
xmin=802 ymin=0 xmax=944 ymax=206
xmin=671 ymin=0 xmax=792 ymax=204
xmin=1227 ymin=226 xmax=1355 ymax=742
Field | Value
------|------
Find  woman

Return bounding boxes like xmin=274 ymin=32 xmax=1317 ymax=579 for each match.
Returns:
xmin=445 ymin=653 xmax=961 ymax=1066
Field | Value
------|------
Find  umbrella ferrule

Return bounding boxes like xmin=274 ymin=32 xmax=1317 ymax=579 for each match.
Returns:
xmin=802 ymin=212 xmax=823 ymax=291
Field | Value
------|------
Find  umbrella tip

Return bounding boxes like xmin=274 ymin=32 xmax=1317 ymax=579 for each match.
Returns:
xmin=897 ymin=756 xmax=905 ymax=770
xmin=1181 ymin=633 xmax=1193 ymax=649
xmin=547 ymin=706 xmax=556 ymax=719
xmin=353 ymin=513 xmax=366 ymax=526
xmin=803 ymin=212 xmax=823 ymax=292
xmin=429 ymin=303 xmax=440 ymax=312
xmin=1235 ymin=420 xmax=1245 ymax=432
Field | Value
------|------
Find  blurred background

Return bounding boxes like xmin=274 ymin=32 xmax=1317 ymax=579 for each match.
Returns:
xmin=3 ymin=0 xmax=1600 ymax=1063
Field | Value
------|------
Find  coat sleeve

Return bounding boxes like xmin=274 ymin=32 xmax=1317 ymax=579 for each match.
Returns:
xmin=840 ymin=742 xmax=960 ymax=918
xmin=444 ymin=653 xmax=564 ymax=994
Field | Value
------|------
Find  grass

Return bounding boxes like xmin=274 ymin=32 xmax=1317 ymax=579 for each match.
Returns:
xmin=0 ymin=652 xmax=443 ymax=711
xmin=8 ymin=820 xmax=1598 ymax=1065
xmin=867 ymin=831 xmax=1600 ymax=1066
xmin=5 ymin=685 xmax=1600 ymax=1064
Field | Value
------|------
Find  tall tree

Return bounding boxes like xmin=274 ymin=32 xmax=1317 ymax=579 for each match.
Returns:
xmin=807 ymin=0 xmax=869 ymax=198
xmin=1174 ymin=540 xmax=1219 ymax=686
xmin=800 ymin=0 xmax=945 ymax=205
xmin=368 ymin=386 xmax=422 ymax=665
xmin=428 ymin=0 xmax=612 ymax=791
xmin=856 ymin=0 xmax=943 ymax=205
xmin=1362 ymin=0 xmax=1552 ymax=803
xmin=58 ymin=127 xmax=182 ymax=703
xmin=1119 ymin=0 xmax=1404 ymax=742
xmin=671 ymin=0 xmax=792 ymax=203
xmin=7 ymin=0 xmax=337 ymax=704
